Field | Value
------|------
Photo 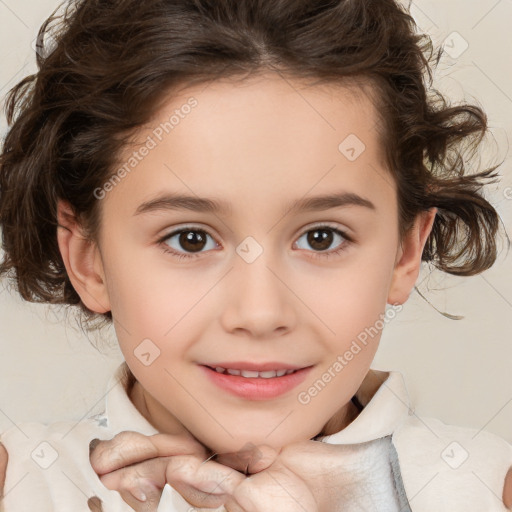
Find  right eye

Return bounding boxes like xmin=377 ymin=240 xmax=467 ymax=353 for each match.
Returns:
xmin=157 ymin=227 xmax=219 ymax=260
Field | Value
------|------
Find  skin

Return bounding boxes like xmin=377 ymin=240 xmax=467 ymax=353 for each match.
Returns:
xmin=88 ymin=429 xmax=402 ymax=511
xmin=57 ymin=71 xmax=437 ymax=457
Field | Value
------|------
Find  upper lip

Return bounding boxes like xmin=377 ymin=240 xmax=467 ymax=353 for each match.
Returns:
xmin=201 ymin=362 xmax=310 ymax=371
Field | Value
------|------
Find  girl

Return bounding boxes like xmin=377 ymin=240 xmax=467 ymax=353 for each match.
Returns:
xmin=0 ymin=0 xmax=511 ymax=510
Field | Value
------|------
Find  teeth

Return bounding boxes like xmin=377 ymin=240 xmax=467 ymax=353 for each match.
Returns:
xmin=240 ymin=370 xmax=260 ymax=378
xmin=212 ymin=367 xmax=297 ymax=378
xmin=259 ymin=370 xmax=277 ymax=378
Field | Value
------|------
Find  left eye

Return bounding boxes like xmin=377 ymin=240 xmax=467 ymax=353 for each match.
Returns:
xmin=294 ymin=226 xmax=349 ymax=253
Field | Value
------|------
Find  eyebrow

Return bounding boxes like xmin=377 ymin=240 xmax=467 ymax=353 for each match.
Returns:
xmin=133 ymin=191 xmax=376 ymax=217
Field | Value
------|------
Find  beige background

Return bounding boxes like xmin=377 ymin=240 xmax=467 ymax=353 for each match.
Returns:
xmin=1 ymin=0 xmax=511 ymax=444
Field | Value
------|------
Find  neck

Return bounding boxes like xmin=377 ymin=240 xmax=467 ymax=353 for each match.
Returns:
xmin=129 ymin=380 xmax=191 ymax=436
xmin=315 ymin=398 xmax=362 ymax=438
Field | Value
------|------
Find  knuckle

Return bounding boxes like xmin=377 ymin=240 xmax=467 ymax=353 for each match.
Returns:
xmin=176 ymin=457 xmax=196 ymax=477
xmin=116 ymin=431 xmax=156 ymax=458
xmin=110 ymin=431 xmax=133 ymax=451
xmin=166 ymin=455 xmax=198 ymax=483
xmin=115 ymin=430 xmax=141 ymax=443
xmin=95 ymin=446 xmax=125 ymax=469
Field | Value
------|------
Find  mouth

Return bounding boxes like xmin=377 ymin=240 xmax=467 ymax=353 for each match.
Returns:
xmin=207 ymin=366 xmax=299 ymax=378
xmin=199 ymin=362 xmax=314 ymax=400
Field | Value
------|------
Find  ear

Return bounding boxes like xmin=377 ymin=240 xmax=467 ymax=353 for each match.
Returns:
xmin=56 ymin=199 xmax=111 ymax=313
xmin=387 ymin=207 xmax=437 ymax=306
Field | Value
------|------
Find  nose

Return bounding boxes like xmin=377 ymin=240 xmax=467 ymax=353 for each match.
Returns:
xmin=220 ymin=247 xmax=298 ymax=339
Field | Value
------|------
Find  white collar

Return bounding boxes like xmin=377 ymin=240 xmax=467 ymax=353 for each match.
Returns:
xmin=317 ymin=369 xmax=412 ymax=444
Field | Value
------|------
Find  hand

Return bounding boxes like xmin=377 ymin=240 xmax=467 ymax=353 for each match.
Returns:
xmin=89 ymin=430 xmax=210 ymax=510
xmin=216 ymin=440 xmax=342 ymax=512
xmin=161 ymin=439 xmax=367 ymax=511
xmin=89 ymin=431 xmax=318 ymax=511
xmin=163 ymin=442 xmax=318 ymax=512
xmin=90 ymin=430 xmax=365 ymax=512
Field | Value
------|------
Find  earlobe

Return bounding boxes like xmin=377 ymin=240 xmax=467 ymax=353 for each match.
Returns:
xmin=56 ymin=199 xmax=111 ymax=314
xmin=386 ymin=207 xmax=437 ymax=306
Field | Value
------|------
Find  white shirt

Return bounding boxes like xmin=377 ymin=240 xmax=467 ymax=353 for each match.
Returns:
xmin=1 ymin=362 xmax=511 ymax=511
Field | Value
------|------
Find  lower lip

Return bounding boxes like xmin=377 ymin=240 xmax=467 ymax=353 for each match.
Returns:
xmin=200 ymin=365 xmax=313 ymax=400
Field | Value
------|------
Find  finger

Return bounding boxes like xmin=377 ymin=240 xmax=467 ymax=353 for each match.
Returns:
xmin=116 ymin=479 xmax=162 ymax=512
xmin=90 ymin=431 xmax=207 ymax=475
xmin=165 ymin=454 xmax=246 ymax=509
xmin=277 ymin=439 xmax=347 ymax=477
xmin=99 ymin=456 xmax=169 ymax=510
xmin=272 ymin=440 xmax=350 ymax=507
xmin=215 ymin=444 xmax=279 ymax=474
xmin=228 ymin=466 xmax=317 ymax=512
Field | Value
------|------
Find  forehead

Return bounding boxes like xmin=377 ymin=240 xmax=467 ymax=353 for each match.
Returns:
xmin=146 ymin=73 xmax=384 ymax=162
xmin=108 ymin=72 xmax=395 ymax=219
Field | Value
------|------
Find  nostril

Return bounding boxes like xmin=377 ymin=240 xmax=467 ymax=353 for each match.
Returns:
xmin=87 ymin=496 xmax=104 ymax=511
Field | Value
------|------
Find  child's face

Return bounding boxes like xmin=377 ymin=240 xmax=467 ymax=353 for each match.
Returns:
xmin=86 ymin=73 xmax=424 ymax=453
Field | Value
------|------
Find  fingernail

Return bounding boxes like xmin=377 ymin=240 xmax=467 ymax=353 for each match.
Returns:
xmin=132 ymin=489 xmax=147 ymax=502
xmin=134 ymin=478 xmax=161 ymax=501
xmin=89 ymin=438 xmax=100 ymax=455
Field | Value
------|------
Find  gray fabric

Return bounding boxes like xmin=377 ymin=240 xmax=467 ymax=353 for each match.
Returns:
xmin=314 ymin=435 xmax=413 ymax=511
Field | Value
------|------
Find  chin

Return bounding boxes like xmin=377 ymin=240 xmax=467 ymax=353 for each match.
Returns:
xmin=195 ymin=427 xmax=315 ymax=456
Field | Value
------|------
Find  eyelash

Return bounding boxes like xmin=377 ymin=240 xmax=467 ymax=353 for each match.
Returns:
xmin=157 ymin=224 xmax=353 ymax=261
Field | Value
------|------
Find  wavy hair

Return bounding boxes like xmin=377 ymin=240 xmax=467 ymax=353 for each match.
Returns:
xmin=0 ymin=0 xmax=508 ymax=335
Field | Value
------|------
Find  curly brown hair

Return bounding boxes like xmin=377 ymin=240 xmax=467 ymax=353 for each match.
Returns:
xmin=0 ymin=0 xmax=508 ymax=335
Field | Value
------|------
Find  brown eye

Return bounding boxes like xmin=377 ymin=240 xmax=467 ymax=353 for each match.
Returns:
xmin=177 ymin=230 xmax=208 ymax=252
xmin=297 ymin=226 xmax=352 ymax=258
xmin=306 ymin=228 xmax=335 ymax=251
xmin=159 ymin=227 xmax=219 ymax=260
xmin=295 ymin=226 xmax=349 ymax=253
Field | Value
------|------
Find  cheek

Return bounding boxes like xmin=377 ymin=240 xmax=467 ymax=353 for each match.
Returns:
xmin=300 ymin=253 xmax=394 ymax=334
xmin=101 ymin=261 xmax=176 ymax=372
xmin=103 ymin=244 xmax=183 ymax=332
